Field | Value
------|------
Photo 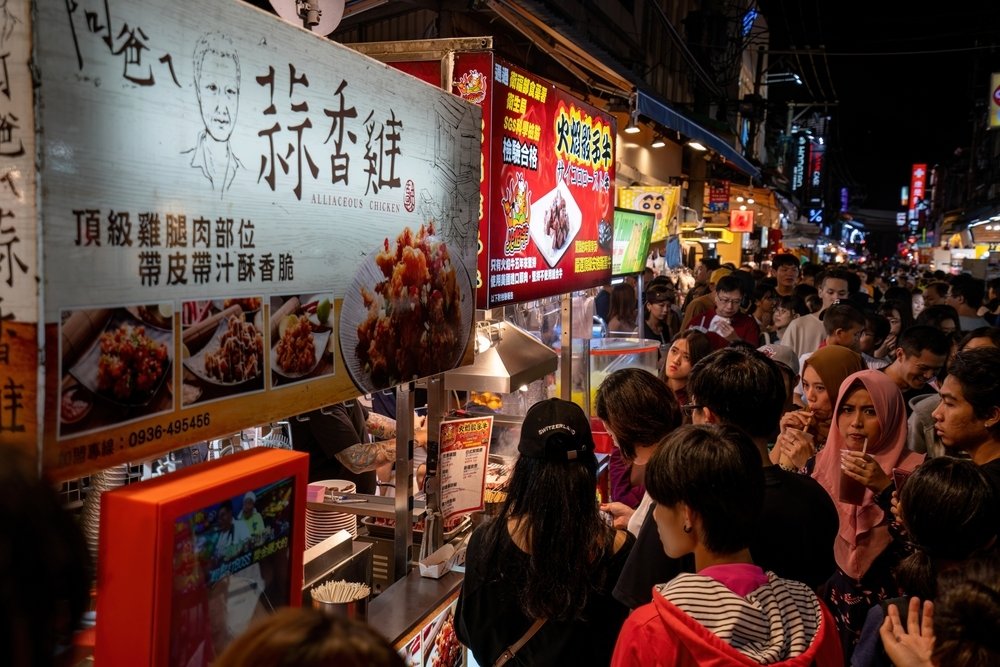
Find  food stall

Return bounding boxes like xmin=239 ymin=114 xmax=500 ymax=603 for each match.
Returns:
xmin=8 ymin=0 xmax=487 ymax=663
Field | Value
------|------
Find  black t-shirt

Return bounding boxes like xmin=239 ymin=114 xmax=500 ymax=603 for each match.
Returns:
xmin=456 ymin=523 xmax=634 ymax=666
xmin=289 ymin=402 xmax=376 ymax=493
xmin=613 ymin=466 xmax=839 ymax=608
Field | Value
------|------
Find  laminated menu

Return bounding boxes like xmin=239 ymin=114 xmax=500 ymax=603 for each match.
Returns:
xmin=438 ymin=416 xmax=493 ymax=521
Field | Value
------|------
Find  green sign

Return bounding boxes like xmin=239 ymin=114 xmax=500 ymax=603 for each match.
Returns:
xmin=612 ymin=208 xmax=654 ymax=276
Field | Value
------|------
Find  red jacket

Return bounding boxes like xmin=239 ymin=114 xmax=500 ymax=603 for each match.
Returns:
xmin=611 ymin=573 xmax=843 ymax=667
xmin=686 ymin=308 xmax=761 ymax=350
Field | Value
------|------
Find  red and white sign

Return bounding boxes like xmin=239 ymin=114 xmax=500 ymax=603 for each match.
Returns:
xmin=909 ymin=164 xmax=927 ymax=212
xmin=729 ymin=209 xmax=754 ymax=232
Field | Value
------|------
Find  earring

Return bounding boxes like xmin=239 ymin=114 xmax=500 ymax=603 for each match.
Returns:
xmin=683 ymin=523 xmax=692 ymax=534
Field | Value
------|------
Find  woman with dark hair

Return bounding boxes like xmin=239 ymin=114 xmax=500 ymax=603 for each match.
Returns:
xmin=606 ymin=282 xmax=638 ymax=336
xmin=772 ymin=294 xmax=808 ymax=342
xmin=812 ymin=370 xmax=925 ymax=661
xmin=772 ymin=345 xmax=866 ymax=474
xmin=874 ymin=298 xmax=914 ymax=359
xmin=215 ymin=607 xmax=404 ymax=667
xmin=611 ymin=424 xmax=843 ymax=666
xmin=853 ymin=458 xmax=998 ymax=667
xmin=659 ymin=329 xmax=711 ymax=409
xmin=457 ymin=399 xmax=634 ymax=665
xmin=641 ymin=281 xmax=677 ymax=347
xmin=915 ymin=304 xmax=960 ymax=335
xmin=596 ymin=368 xmax=681 ymax=532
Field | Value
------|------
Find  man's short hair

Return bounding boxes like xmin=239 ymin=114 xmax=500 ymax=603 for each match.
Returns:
xmin=950 ymin=274 xmax=986 ymax=309
xmin=753 ymin=280 xmax=777 ymax=304
xmin=822 ymin=303 xmax=866 ymax=335
xmin=924 ymin=281 xmax=950 ymax=300
xmin=897 ymin=324 xmax=951 ymax=358
xmin=801 ymin=263 xmax=822 ymax=280
xmin=818 ymin=267 xmax=860 ymax=294
xmin=715 ymin=274 xmax=744 ymax=296
xmin=698 ymin=257 xmax=721 ymax=272
xmin=949 ymin=348 xmax=1000 ymax=437
xmin=959 ymin=326 xmax=1000 ymax=350
xmin=771 ymin=253 xmax=800 ymax=271
xmin=687 ymin=347 xmax=785 ymax=439
xmin=644 ymin=424 xmax=764 ymax=554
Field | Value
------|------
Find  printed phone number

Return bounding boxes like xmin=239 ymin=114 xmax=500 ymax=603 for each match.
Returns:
xmin=128 ymin=413 xmax=212 ymax=447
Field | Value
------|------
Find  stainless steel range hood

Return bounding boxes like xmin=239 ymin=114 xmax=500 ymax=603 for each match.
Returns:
xmin=444 ymin=321 xmax=558 ymax=393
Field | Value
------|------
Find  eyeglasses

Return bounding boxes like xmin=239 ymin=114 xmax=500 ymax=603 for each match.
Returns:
xmin=716 ymin=296 xmax=742 ymax=307
xmin=681 ymin=403 xmax=704 ymax=417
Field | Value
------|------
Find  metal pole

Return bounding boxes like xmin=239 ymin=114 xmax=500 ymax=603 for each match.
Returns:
xmin=560 ymin=293 xmax=572 ymax=401
xmin=393 ymin=383 xmax=415 ymax=581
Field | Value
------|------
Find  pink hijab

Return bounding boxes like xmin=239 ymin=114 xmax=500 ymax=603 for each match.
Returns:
xmin=812 ymin=370 xmax=924 ymax=579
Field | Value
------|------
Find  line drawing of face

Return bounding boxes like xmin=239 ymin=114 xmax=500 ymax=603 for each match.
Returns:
xmin=194 ymin=37 xmax=240 ymax=143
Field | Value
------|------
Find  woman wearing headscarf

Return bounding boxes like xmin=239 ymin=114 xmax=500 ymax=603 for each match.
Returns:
xmin=457 ymin=399 xmax=634 ymax=665
xmin=811 ymin=370 xmax=925 ymax=662
xmin=772 ymin=345 xmax=866 ymax=474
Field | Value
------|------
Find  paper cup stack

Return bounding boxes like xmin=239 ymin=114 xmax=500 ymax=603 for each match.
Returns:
xmin=306 ymin=479 xmax=358 ymax=547
xmin=81 ymin=464 xmax=130 ymax=578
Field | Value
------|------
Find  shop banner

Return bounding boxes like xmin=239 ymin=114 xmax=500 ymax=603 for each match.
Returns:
xmin=708 ymin=181 xmax=730 ymax=213
xmin=909 ymin=163 xmax=927 ymax=212
xmin=616 ymin=185 xmax=680 ymax=242
xmin=730 ymin=209 xmax=754 ymax=232
xmin=35 ymin=0 xmax=481 ymax=479
xmin=484 ymin=59 xmax=614 ymax=307
xmin=611 ymin=209 xmax=654 ymax=276
xmin=437 ymin=415 xmax=492 ymax=520
xmin=0 ymin=0 xmax=37 ymax=461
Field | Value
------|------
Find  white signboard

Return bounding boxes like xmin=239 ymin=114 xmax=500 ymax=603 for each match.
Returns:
xmin=34 ymin=0 xmax=481 ymax=478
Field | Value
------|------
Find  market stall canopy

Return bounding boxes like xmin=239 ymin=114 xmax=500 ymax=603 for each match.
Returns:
xmin=635 ymin=90 xmax=761 ymax=180
xmin=443 ymin=322 xmax=557 ymax=394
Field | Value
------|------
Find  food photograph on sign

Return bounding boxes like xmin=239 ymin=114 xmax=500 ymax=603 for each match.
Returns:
xmin=181 ymin=297 xmax=265 ymax=406
xmin=339 ymin=222 xmax=473 ymax=393
xmin=485 ymin=60 xmax=615 ymax=307
xmin=269 ymin=294 xmax=335 ymax=387
xmin=58 ymin=305 xmax=175 ymax=437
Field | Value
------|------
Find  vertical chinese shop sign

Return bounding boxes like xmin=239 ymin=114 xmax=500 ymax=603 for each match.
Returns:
xmin=484 ymin=60 xmax=614 ymax=308
xmin=0 ymin=0 xmax=38 ymax=461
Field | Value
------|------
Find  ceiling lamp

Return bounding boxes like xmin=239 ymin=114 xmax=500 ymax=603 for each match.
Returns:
xmin=650 ymin=134 xmax=666 ymax=148
xmin=686 ymin=140 xmax=707 ymax=151
xmin=747 ymin=197 xmax=755 ymax=204
xmin=624 ymin=111 xmax=641 ymax=134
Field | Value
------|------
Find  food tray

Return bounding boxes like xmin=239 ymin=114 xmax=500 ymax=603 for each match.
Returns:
xmin=360 ymin=515 xmax=471 ymax=543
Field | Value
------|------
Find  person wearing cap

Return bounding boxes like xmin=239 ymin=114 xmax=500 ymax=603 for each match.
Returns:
xmin=239 ymin=491 xmax=265 ymax=537
xmin=456 ymin=399 xmax=634 ymax=666
xmin=684 ymin=274 xmax=761 ymax=350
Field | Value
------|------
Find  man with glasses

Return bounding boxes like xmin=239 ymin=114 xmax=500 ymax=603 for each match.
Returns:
xmin=882 ymin=325 xmax=950 ymax=417
xmin=684 ymin=274 xmax=760 ymax=350
xmin=611 ymin=347 xmax=838 ymax=609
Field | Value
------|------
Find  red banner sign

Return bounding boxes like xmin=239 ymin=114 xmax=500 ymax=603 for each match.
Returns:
xmin=484 ymin=60 xmax=614 ymax=307
xmin=909 ymin=163 xmax=927 ymax=212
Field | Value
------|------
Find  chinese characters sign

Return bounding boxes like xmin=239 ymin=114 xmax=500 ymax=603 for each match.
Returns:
xmin=0 ymin=0 xmax=37 ymax=459
xmin=438 ymin=415 xmax=492 ymax=519
xmin=484 ymin=60 xmax=614 ymax=307
xmin=34 ymin=0 xmax=480 ymax=479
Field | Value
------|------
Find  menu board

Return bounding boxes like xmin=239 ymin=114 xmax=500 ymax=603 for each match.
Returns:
xmin=484 ymin=60 xmax=614 ymax=307
xmin=0 ymin=0 xmax=38 ymax=460
xmin=611 ymin=208 xmax=654 ymax=276
xmin=438 ymin=415 xmax=492 ymax=520
xmin=33 ymin=0 xmax=481 ymax=479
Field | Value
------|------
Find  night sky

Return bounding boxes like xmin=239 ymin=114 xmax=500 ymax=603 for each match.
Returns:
xmin=759 ymin=1 xmax=1000 ymax=210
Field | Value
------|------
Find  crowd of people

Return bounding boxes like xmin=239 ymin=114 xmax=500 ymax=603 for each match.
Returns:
xmin=9 ymin=256 xmax=1000 ymax=667
xmin=461 ymin=256 xmax=1000 ymax=667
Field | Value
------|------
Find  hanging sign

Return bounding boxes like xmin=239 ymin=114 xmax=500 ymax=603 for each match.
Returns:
xmin=33 ymin=0 xmax=481 ymax=479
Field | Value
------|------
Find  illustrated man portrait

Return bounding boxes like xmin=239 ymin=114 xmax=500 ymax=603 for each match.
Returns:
xmin=183 ymin=32 xmax=243 ymax=195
